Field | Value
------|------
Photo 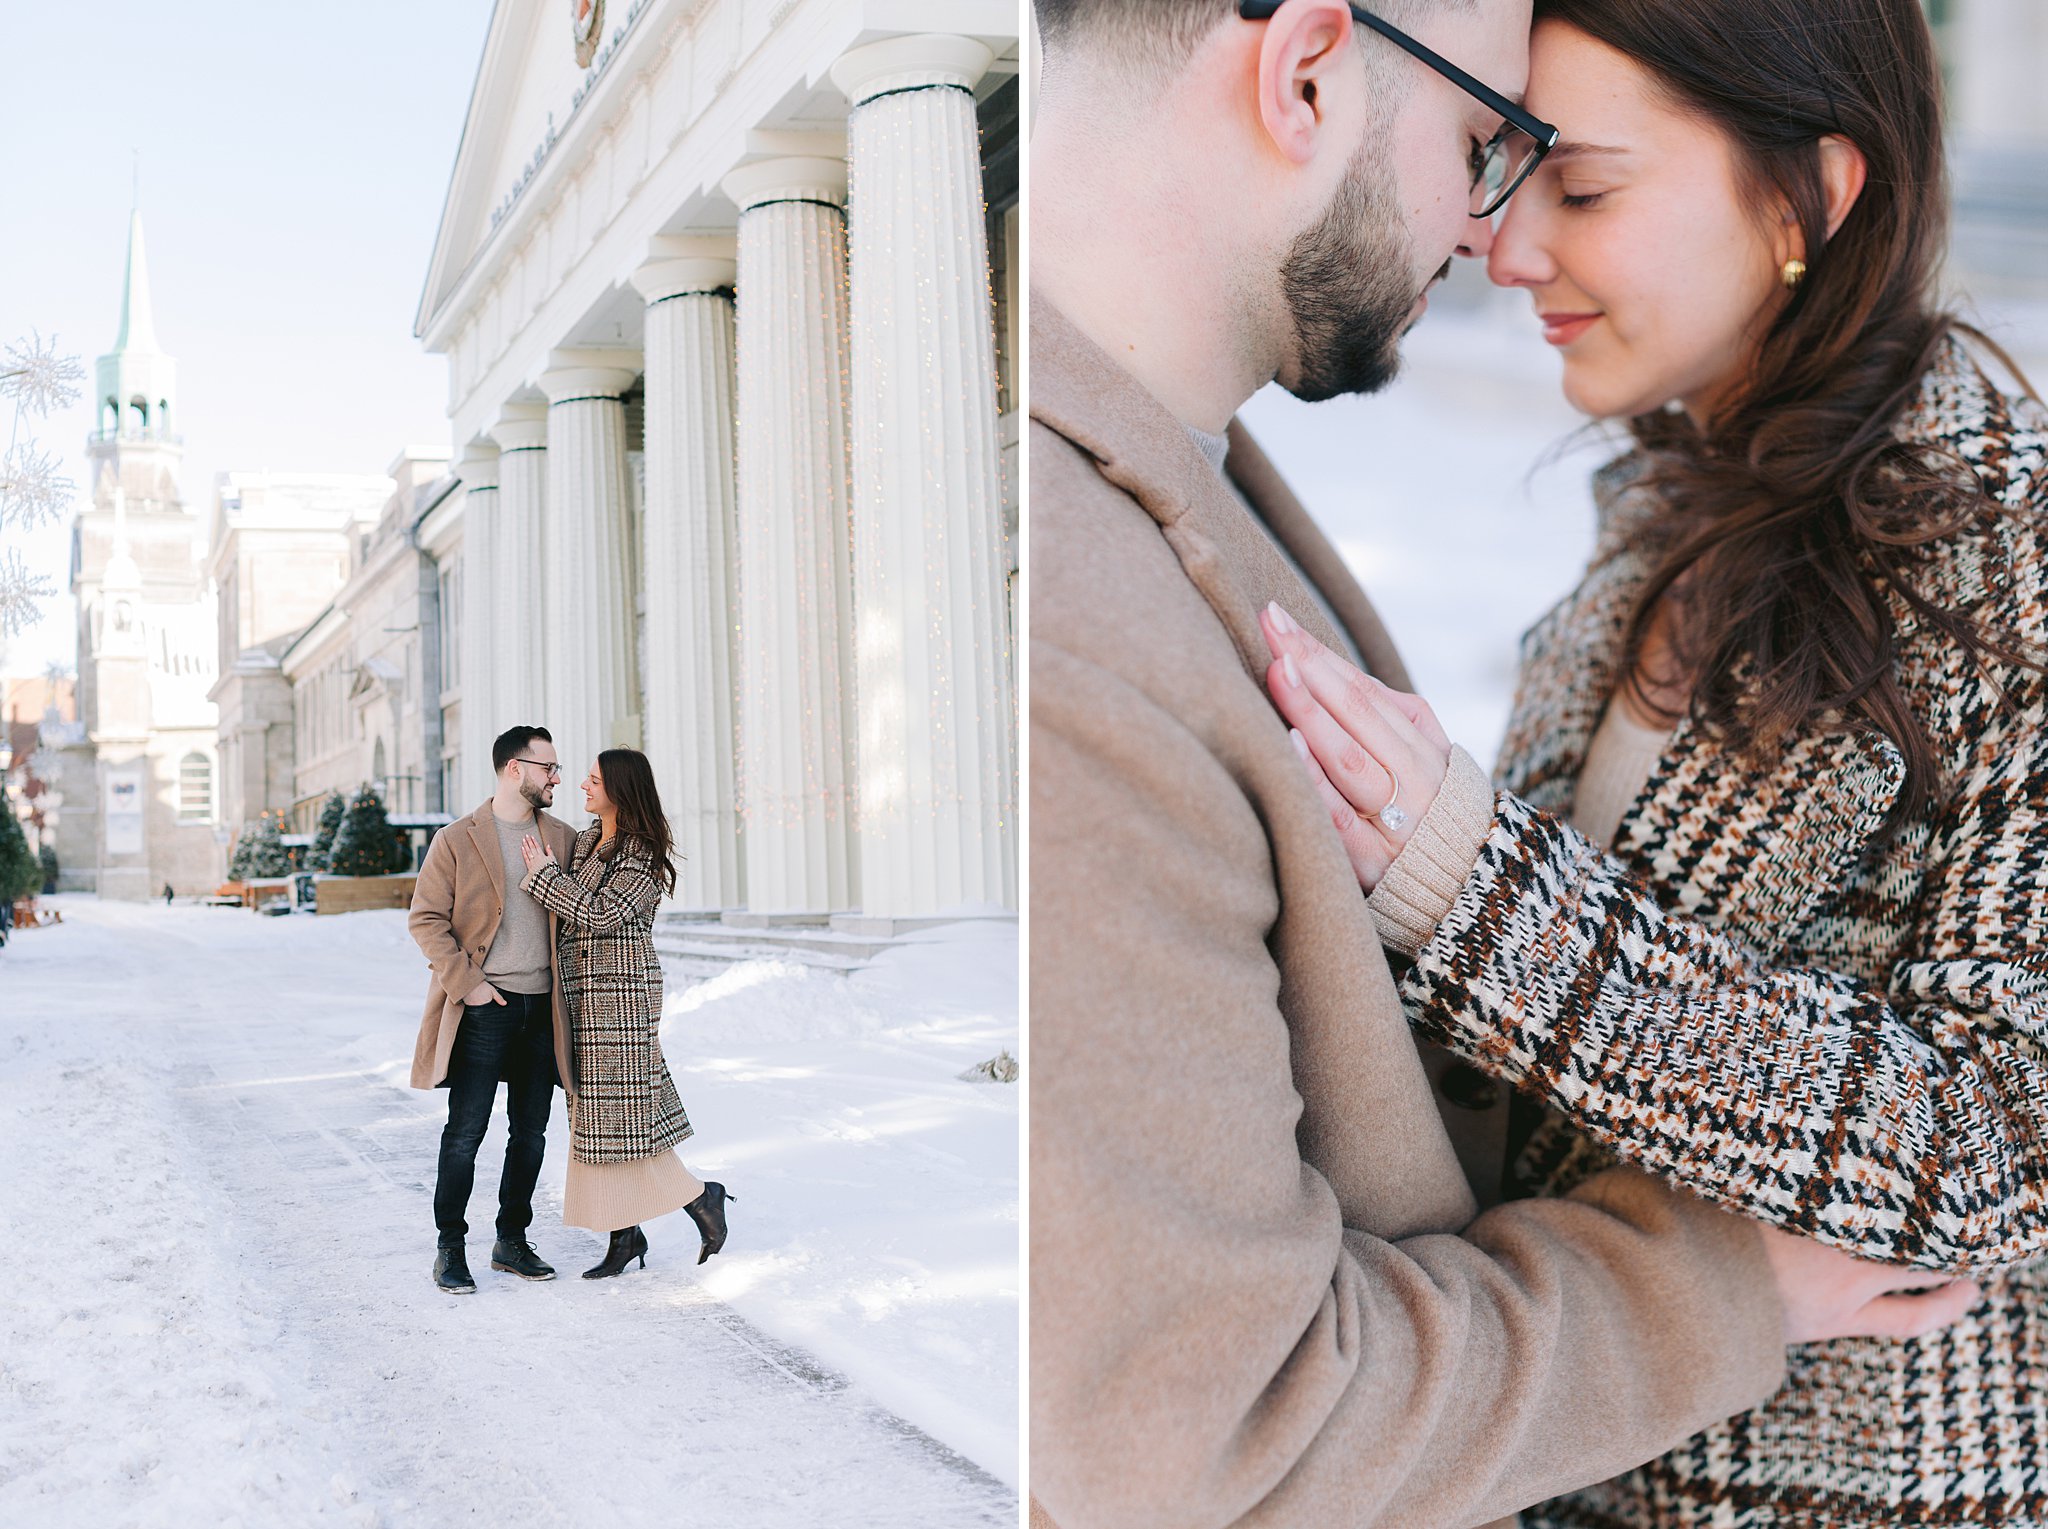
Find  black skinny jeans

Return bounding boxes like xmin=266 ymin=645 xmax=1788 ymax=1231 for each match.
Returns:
xmin=433 ymin=989 xmax=557 ymax=1244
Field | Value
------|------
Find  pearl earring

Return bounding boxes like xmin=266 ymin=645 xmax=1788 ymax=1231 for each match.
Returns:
xmin=1781 ymin=258 xmax=1808 ymax=289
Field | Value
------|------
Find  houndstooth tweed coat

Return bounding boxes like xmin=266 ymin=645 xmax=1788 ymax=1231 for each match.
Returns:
xmin=520 ymin=826 xmax=692 ymax=1165
xmin=1383 ymin=337 xmax=2048 ymax=1527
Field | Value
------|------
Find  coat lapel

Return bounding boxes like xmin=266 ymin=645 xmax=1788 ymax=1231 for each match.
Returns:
xmin=463 ymin=801 xmax=506 ymax=905
xmin=1030 ymin=293 xmax=1406 ymax=689
xmin=541 ymin=813 xmax=581 ymax=872
xmin=1225 ymin=421 xmax=1412 ymax=690
xmin=1496 ymin=458 xmax=1662 ymax=816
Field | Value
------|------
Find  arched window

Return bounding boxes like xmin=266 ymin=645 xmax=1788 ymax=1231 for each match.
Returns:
xmin=158 ymin=399 xmax=171 ymax=434
xmin=101 ymin=398 xmax=118 ymax=434
xmin=178 ymin=752 xmax=213 ymax=822
xmin=128 ymin=396 xmax=149 ymax=433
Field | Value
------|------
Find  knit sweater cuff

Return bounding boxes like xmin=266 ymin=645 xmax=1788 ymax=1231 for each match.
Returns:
xmin=1365 ymin=744 xmax=1497 ymax=959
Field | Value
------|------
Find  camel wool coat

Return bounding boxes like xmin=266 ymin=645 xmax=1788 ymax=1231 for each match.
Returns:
xmin=1028 ymin=294 xmax=1788 ymax=1529
xmin=408 ymin=800 xmax=580 ymax=1099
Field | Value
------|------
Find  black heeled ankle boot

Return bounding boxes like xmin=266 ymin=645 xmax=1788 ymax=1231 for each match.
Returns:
xmin=683 ymin=1181 xmax=735 ymax=1265
xmin=582 ymin=1224 xmax=649 ymax=1280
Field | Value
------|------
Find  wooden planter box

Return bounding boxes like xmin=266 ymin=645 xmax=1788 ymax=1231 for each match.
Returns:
xmin=316 ymin=875 xmax=418 ymax=915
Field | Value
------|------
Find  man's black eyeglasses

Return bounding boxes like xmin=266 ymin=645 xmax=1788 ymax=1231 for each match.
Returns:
xmin=511 ymin=757 xmax=562 ymax=779
xmin=1238 ymin=1 xmax=1560 ymax=217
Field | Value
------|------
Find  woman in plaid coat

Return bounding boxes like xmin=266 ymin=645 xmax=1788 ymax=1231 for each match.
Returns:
xmin=518 ymin=746 xmax=733 ymax=1279
xmin=1259 ymin=0 xmax=2048 ymax=1521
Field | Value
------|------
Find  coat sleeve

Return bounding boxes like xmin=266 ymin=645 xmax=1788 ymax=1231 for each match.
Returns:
xmin=1391 ymin=696 xmax=2048 ymax=1273
xmin=408 ymin=824 xmax=483 ymax=1003
xmin=521 ymin=850 xmax=662 ymax=933
xmin=1030 ymin=642 xmax=1785 ymax=1529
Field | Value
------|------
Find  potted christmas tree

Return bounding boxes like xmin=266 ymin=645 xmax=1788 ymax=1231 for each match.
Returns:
xmin=316 ymin=786 xmax=416 ymax=914
xmin=308 ymin=790 xmax=347 ymax=872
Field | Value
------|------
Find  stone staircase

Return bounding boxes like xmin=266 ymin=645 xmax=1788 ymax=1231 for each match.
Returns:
xmin=652 ymin=916 xmax=902 ymax=983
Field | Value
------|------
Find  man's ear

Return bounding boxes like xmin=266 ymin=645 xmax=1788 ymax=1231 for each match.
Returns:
xmin=1816 ymin=134 xmax=1868 ymax=239
xmin=1253 ymin=0 xmax=1357 ymax=165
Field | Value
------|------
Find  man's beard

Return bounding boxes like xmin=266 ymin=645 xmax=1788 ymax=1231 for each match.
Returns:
xmin=1278 ymin=138 xmax=1428 ymax=403
xmin=519 ymin=777 xmax=551 ymax=813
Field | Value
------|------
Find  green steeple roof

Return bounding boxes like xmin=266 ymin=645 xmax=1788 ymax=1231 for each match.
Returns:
xmin=113 ymin=208 xmax=160 ymax=355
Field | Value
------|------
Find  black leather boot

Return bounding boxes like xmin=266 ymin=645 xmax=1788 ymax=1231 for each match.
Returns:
xmin=490 ymin=1235 xmax=556 ymax=1281
xmin=434 ymin=1243 xmax=477 ymax=1295
xmin=684 ymin=1181 xmax=735 ymax=1265
xmin=582 ymin=1225 xmax=649 ymax=1280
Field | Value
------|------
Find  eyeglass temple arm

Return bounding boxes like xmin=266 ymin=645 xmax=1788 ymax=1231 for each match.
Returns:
xmin=1237 ymin=0 xmax=1558 ymax=149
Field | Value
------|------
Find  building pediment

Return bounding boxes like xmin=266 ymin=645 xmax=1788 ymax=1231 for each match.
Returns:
xmin=348 ymin=656 xmax=405 ymax=706
xmin=415 ymin=0 xmax=1020 ymax=359
xmin=417 ymin=0 xmax=633 ymax=343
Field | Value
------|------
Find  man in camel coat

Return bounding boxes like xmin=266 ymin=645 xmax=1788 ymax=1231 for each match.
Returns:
xmin=1028 ymin=1 xmax=1974 ymax=1525
xmin=408 ymin=723 xmax=579 ymax=1294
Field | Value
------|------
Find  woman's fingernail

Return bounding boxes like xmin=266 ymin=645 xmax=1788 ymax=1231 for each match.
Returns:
xmin=1290 ymin=727 xmax=1311 ymax=762
xmin=1268 ymin=601 xmax=1295 ymax=635
xmin=1283 ymin=652 xmax=1301 ymax=689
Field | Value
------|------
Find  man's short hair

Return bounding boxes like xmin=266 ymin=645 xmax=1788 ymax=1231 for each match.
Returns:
xmin=492 ymin=724 xmax=553 ymax=775
xmin=1034 ymin=0 xmax=1237 ymax=71
xmin=1034 ymin=0 xmax=1470 ymax=78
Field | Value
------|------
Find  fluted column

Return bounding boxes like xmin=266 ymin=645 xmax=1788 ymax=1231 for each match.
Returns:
xmin=720 ymin=156 xmax=859 ymax=915
xmin=630 ymin=245 xmax=744 ymax=914
xmin=832 ymin=36 xmax=1016 ymax=918
xmin=489 ymin=404 xmax=550 ymax=739
xmin=537 ymin=352 xmax=641 ymax=795
xmin=456 ymin=441 xmax=500 ymax=808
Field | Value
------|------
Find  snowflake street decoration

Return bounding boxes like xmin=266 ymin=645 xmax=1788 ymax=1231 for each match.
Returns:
xmin=0 ymin=333 xmax=85 ymax=420
xmin=0 ymin=547 xmax=55 ymax=638
xmin=0 ymin=330 xmax=83 ymax=632
xmin=0 ymin=440 xmax=73 ymax=531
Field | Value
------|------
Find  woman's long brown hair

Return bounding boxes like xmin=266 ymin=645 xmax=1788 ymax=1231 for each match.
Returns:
xmin=593 ymin=747 xmax=678 ymax=897
xmin=1536 ymin=0 xmax=2040 ymax=821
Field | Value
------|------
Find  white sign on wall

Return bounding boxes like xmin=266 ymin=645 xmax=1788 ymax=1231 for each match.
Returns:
xmin=105 ymin=768 xmax=145 ymax=857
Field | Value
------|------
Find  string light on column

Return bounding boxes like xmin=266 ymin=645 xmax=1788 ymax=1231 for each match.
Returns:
xmin=833 ymin=34 xmax=1015 ymax=916
xmin=723 ymin=156 xmax=859 ymax=911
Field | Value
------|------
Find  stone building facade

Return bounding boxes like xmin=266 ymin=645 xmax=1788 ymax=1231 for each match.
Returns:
xmin=207 ymin=470 xmax=393 ymax=840
xmin=279 ymin=451 xmax=459 ymax=840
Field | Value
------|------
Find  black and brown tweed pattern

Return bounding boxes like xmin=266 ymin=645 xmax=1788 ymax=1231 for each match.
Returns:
xmin=522 ymin=827 xmax=692 ymax=1165
xmin=1396 ymin=339 xmax=2048 ymax=1525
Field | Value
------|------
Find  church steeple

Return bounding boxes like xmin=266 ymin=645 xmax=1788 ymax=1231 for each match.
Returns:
xmin=113 ymin=209 xmax=161 ymax=355
xmin=94 ymin=206 xmax=177 ymax=444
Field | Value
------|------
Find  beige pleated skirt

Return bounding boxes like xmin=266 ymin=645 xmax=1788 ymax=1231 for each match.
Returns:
xmin=562 ymin=1150 xmax=705 ymax=1233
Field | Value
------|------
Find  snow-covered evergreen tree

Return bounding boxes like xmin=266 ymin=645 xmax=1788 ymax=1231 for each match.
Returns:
xmin=0 ymin=790 xmax=39 ymax=902
xmin=308 ymin=791 xmax=347 ymax=871
xmin=228 ymin=811 xmax=292 ymax=880
xmin=326 ymin=785 xmax=403 ymax=876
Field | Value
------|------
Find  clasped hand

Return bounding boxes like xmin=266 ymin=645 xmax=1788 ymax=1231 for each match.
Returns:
xmin=1260 ymin=601 xmax=1980 ymax=1342
xmin=1260 ymin=601 xmax=1453 ymax=892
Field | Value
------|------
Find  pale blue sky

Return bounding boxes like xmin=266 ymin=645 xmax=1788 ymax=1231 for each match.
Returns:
xmin=0 ymin=1 xmax=497 ymax=676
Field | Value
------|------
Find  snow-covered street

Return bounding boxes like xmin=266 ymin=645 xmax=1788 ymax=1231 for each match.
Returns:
xmin=0 ymin=897 xmax=1017 ymax=1528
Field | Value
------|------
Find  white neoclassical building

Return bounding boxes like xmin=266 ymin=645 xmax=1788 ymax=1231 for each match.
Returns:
xmin=416 ymin=0 xmax=1020 ymax=931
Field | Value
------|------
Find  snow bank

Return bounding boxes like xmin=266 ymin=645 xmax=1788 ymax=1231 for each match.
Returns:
xmin=659 ymin=916 xmax=1021 ymax=1481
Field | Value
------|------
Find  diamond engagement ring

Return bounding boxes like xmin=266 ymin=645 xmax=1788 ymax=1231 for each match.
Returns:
xmin=1376 ymin=768 xmax=1411 ymax=833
